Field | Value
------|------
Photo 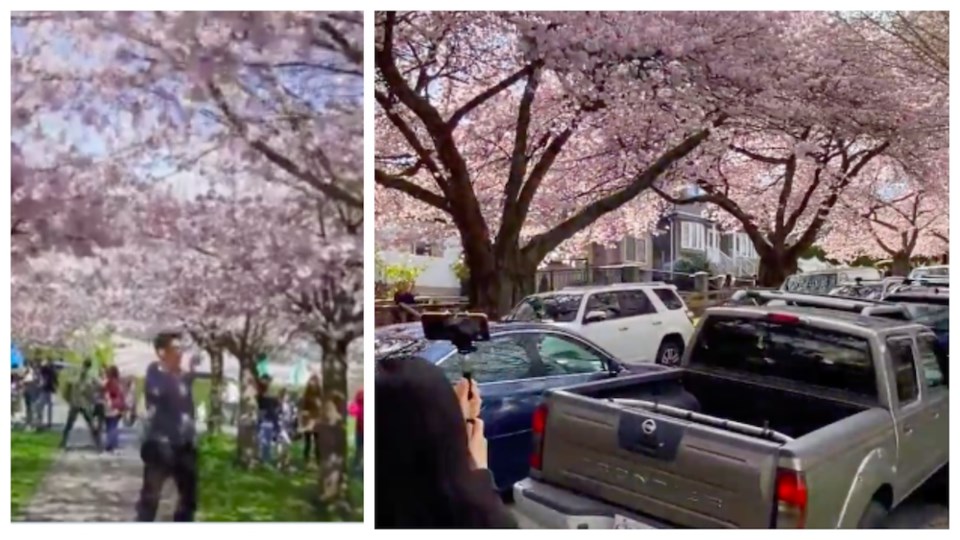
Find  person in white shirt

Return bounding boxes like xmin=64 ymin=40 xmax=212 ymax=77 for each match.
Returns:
xmin=223 ymin=379 xmax=240 ymax=426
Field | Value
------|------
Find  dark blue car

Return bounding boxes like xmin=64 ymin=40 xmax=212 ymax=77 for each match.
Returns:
xmin=375 ymin=321 xmax=635 ymax=492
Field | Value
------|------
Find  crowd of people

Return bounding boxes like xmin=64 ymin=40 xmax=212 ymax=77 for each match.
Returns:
xmin=12 ymin=357 xmax=136 ymax=453
xmin=12 ymin=336 xmax=363 ymax=522
xmin=251 ymin=371 xmax=364 ymax=475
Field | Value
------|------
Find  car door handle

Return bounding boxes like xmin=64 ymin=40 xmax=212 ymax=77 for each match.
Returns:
xmin=651 ymin=321 xmax=663 ymax=326
xmin=904 ymin=427 xmax=915 ymax=436
xmin=618 ymin=327 xmax=629 ymax=331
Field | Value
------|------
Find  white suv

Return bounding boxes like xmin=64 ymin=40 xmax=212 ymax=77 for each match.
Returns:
xmin=504 ymin=283 xmax=695 ymax=365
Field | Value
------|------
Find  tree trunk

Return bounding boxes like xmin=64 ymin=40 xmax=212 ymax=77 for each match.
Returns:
xmin=891 ymin=252 xmax=911 ymax=276
xmin=316 ymin=336 xmax=350 ymax=506
xmin=206 ymin=347 xmax=224 ymax=435
xmin=234 ymin=360 xmax=259 ymax=469
xmin=466 ymin=254 xmax=538 ymax=317
xmin=757 ymin=251 xmax=800 ymax=288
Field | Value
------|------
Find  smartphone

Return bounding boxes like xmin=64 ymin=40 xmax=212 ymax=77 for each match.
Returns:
xmin=420 ymin=312 xmax=491 ymax=343
xmin=422 ymin=311 xmax=490 ymax=398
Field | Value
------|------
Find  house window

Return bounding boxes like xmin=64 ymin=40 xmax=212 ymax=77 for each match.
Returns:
xmin=412 ymin=241 xmax=434 ymax=256
xmin=621 ymin=236 xmax=647 ymax=263
xmin=680 ymin=222 xmax=705 ymax=251
xmin=734 ymin=233 xmax=757 ymax=258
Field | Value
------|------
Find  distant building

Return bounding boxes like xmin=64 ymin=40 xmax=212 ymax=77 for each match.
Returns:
xmin=377 ymin=236 xmax=462 ymax=296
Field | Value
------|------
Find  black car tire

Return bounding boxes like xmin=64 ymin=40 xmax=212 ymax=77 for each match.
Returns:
xmin=857 ymin=500 xmax=889 ymax=529
xmin=655 ymin=338 xmax=684 ymax=366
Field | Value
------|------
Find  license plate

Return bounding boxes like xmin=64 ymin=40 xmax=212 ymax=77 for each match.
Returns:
xmin=613 ymin=515 xmax=654 ymax=529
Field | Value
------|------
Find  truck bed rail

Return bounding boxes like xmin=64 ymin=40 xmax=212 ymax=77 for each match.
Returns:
xmin=610 ymin=398 xmax=795 ymax=444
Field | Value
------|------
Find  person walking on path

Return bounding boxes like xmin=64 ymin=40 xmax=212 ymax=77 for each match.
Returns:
xmin=222 ymin=378 xmax=240 ymax=426
xmin=102 ymin=366 xmax=127 ymax=452
xmin=298 ymin=374 xmax=323 ymax=466
xmin=22 ymin=361 xmax=41 ymax=429
xmin=59 ymin=359 xmax=103 ymax=450
xmin=37 ymin=358 xmax=59 ymax=429
xmin=135 ymin=331 xmax=200 ymax=522
xmin=255 ymin=375 xmax=281 ymax=465
xmin=91 ymin=366 xmax=108 ymax=434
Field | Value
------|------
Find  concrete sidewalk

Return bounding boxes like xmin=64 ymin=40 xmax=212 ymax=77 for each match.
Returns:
xmin=16 ymin=400 xmax=178 ymax=522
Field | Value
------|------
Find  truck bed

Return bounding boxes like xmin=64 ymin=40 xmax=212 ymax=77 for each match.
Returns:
xmin=534 ymin=369 xmax=871 ymax=528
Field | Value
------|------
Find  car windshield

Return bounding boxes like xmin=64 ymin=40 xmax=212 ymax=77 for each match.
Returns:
xmin=690 ymin=315 xmax=877 ymax=399
xmin=783 ymin=273 xmax=838 ymax=294
xmin=831 ymin=284 xmax=884 ymax=300
xmin=911 ymin=267 xmax=949 ymax=279
xmin=506 ymin=294 xmax=583 ymax=322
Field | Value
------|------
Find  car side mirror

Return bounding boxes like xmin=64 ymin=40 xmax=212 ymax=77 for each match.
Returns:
xmin=584 ymin=310 xmax=608 ymax=324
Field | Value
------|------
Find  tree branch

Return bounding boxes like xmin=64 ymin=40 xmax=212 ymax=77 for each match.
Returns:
xmin=375 ymin=169 xmax=450 ymax=212
xmin=524 ymin=121 xmax=720 ymax=261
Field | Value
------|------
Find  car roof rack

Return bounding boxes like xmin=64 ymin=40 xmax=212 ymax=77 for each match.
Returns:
xmin=733 ymin=289 xmax=911 ymax=318
xmin=560 ymin=281 xmax=669 ymax=291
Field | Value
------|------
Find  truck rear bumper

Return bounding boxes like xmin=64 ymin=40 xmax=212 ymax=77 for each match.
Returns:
xmin=513 ymin=477 xmax=673 ymax=529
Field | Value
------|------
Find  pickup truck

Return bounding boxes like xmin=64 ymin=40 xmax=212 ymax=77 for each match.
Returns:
xmin=514 ymin=305 xmax=949 ymax=528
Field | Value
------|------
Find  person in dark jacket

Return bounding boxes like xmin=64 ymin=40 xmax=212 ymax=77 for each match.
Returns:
xmin=135 ymin=331 xmax=199 ymax=522
xmin=376 ymin=356 xmax=517 ymax=529
xmin=38 ymin=358 xmax=59 ymax=429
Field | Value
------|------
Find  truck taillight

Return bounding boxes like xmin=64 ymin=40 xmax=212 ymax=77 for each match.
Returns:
xmin=529 ymin=404 xmax=549 ymax=470
xmin=767 ymin=313 xmax=801 ymax=325
xmin=775 ymin=468 xmax=807 ymax=528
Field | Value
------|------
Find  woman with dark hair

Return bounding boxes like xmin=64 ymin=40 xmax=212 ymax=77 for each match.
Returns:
xmin=375 ymin=356 xmax=517 ymax=529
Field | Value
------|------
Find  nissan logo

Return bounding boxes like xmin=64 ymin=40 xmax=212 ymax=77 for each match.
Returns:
xmin=641 ymin=419 xmax=657 ymax=435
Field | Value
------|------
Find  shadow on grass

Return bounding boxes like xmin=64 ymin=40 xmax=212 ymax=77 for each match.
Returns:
xmin=197 ymin=434 xmax=362 ymax=522
xmin=11 ymin=430 xmax=61 ymax=517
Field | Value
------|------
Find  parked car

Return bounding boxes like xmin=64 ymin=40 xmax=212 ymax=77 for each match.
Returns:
xmin=504 ymin=283 xmax=695 ymax=365
xmin=885 ymin=288 xmax=949 ymax=379
xmin=515 ymin=305 xmax=948 ymax=528
xmin=782 ymin=267 xmax=882 ymax=295
xmin=909 ymin=265 xmax=948 ymax=281
xmin=374 ymin=321 xmax=655 ymax=492
xmin=828 ymin=277 xmax=905 ymax=300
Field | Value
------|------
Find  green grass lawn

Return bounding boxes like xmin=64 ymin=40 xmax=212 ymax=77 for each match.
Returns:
xmin=10 ymin=430 xmax=61 ymax=517
xmin=196 ymin=430 xmax=362 ymax=522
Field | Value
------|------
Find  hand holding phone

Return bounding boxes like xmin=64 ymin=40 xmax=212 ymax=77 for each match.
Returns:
xmin=455 ymin=377 xmax=481 ymax=421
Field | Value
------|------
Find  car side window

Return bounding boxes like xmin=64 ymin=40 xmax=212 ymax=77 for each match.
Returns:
xmin=915 ymin=334 xmax=945 ymax=389
xmin=652 ymin=288 xmax=685 ymax=310
xmin=614 ymin=290 xmax=657 ymax=317
xmin=536 ymin=335 xmax=606 ymax=376
xmin=439 ymin=337 xmax=531 ymax=384
xmin=584 ymin=292 xmax=624 ymax=321
xmin=887 ymin=337 xmax=919 ymax=405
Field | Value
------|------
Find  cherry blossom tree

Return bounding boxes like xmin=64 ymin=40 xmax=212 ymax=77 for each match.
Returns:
xmin=839 ymin=11 xmax=948 ymax=87
xmin=376 ymin=11 xmax=824 ymax=313
xmin=822 ymin=154 xmax=948 ymax=273
xmin=13 ymin=11 xmax=363 ymax=253
xmin=137 ymin=181 xmax=361 ymax=498
xmin=649 ymin=13 xmax=945 ymax=285
xmin=13 ymin=11 xmax=363 ymax=505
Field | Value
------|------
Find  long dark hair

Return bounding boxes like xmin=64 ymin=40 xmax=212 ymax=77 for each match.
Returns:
xmin=375 ymin=355 xmax=514 ymax=529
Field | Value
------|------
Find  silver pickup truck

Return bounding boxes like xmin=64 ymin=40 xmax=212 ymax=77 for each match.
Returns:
xmin=514 ymin=305 xmax=948 ymax=528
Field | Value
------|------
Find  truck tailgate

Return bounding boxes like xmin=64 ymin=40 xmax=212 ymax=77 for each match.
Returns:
xmin=537 ymin=393 xmax=783 ymax=528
